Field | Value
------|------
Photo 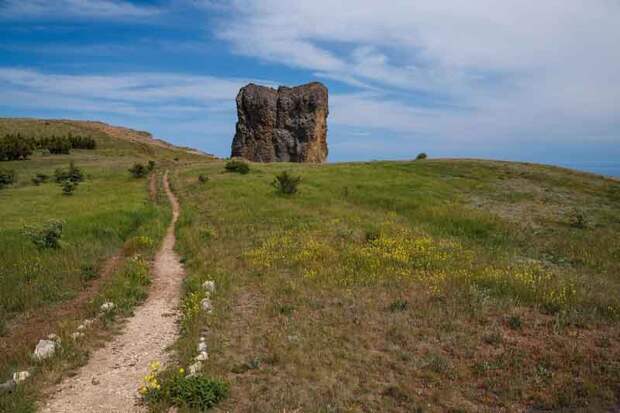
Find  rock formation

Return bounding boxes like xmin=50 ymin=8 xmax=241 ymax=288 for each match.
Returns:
xmin=231 ymin=82 xmax=328 ymax=163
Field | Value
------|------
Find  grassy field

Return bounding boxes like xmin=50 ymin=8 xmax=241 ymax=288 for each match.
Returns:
xmin=171 ymin=159 xmax=620 ymax=412
xmin=0 ymin=118 xmax=201 ymax=412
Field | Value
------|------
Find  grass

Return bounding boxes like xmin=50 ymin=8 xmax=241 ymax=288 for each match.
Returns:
xmin=171 ymin=159 xmax=620 ymax=412
xmin=0 ymin=118 xmax=200 ymax=411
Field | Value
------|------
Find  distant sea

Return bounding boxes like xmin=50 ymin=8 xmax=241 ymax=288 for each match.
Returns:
xmin=556 ymin=162 xmax=620 ymax=178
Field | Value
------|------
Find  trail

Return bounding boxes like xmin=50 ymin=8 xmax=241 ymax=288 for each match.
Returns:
xmin=41 ymin=171 xmax=184 ymax=413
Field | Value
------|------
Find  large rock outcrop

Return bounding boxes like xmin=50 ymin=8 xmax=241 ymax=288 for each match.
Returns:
xmin=231 ymin=82 xmax=328 ymax=163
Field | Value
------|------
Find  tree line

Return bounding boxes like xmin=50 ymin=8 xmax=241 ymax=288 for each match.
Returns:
xmin=0 ymin=133 xmax=97 ymax=161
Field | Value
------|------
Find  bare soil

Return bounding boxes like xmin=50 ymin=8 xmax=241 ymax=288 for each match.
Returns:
xmin=40 ymin=171 xmax=184 ymax=412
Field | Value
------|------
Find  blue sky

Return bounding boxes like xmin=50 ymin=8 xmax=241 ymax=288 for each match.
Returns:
xmin=1 ymin=0 xmax=619 ymax=167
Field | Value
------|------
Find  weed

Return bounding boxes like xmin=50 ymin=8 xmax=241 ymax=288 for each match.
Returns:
xmin=272 ymin=171 xmax=301 ymax=195
xmin=22 ymin=219 xmax=64 ymax=249
xmin=0 ymin=168 xmax=16 ymax=189
xmin=507 ymin=315 xmax=522 ymax=330
xmin=129 ymin=163 xmax=148 ymax=178
xmin=224 ymin=159 xmax=250 ymax=174
xmin=388 ymin=299 xmax=408 ymax=312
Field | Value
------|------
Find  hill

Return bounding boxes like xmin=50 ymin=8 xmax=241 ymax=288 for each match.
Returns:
xmin=170 ymin=159 xmax=620 ymax=412
xmin=1 ymin=118 xmax=619 ymax=412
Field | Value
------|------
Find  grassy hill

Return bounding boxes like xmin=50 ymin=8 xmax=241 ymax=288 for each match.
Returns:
xmin=171 ymin=159 xmax=620 ymax=412
xmin=0 ymin=118 xmax=206 ymax=412
xmin=1 ymin=118 xmax=619 ymax=411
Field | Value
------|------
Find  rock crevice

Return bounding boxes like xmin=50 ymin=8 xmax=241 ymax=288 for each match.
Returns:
xmin=231 ymin=82 xmax=328 ymax=163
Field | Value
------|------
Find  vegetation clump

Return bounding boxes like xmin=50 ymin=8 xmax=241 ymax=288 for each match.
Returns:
xmin=416 ymin=152 xmax=428 ymax=160
xmin=61 ymin=179 xmax=78 ymax=195
xmin=0 ymin=134 xmax=34 ymax=161
xmin=224 ymin=159 xmax=250 ymax=174
xmin=22 ymin=219 xmax=65 ymax=249
xmin=54 ymin=162 xmax=84 ymax=183
xmin=129 ymin=163 xmax=149 ymax=178
xmin=0 ymin=169 xmax=16 ymax=189
xmin=272 ymin=171 xmax=301 ymax=195
xmin=198 ymin=174 xmax=208 ymax=183
xmin=32 ymin=173 xmax=49 ymax=185
xmin=569 ymin=208 xmax=588 ymax=229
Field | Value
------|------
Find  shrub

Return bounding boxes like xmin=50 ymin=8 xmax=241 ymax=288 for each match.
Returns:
xmin=22 ymin=219 xmax=64 ymax=249
xmin=388 ymin=299 xmax=408 ymax=312
xmin=198 ymin=174 xmax=208 ymax=183
xmin=225 ymin=159 xmax=250 ymax=174
xmin=45 ymin=136 xmax=72 ymax=154
xmin=166 ymin=374 xmax=229 ymax=410
xmin=54 ymin=162 xmax=84 ymax=183
xmin=416 ymin=152 xmax=427 ymax=160
xmin=68 ymin=135 xmax=96 ymax=150
xmin=147 ymin=160 xmax=156 ymax=171
xmin=0 ymin=169 xmax=16 ymax=189
xmin=61 ymin=179 xmax=78 ymax=195
xmin=0 ymin=134 xmax=34 ymax=161
xmin=272 ymin=171 xmax=301 ymax=195
xmin=507 ymin=315 xmax=522 ymax=330
xmin=32 ymin=173 xmax=49 ymax=186
xmin=569 ymin=208 xmax=588 ymax=229
xmin=129 ymin=163 xmax=148 ymax=178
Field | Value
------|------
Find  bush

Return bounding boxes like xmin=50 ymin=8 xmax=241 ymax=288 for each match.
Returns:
xmin=61 ymin=179 xmax=78 ymax=195
xmin=45 ymin=136 xmax=72 ymax=155
xmin=167 ymin=374 xmax=229 ymax=410
xmin=569 ymin=208 xmax=588 ymax=229
xmin=198 ymin=174 xmax=208 ymax=183
xmin=147 ymin=160 xmax=155 ymax=171
xmin=22 ymin=219 xmax=64 ymax=249
xmin=129 ymin=163 xmax=149 ymax=178
xmin=416 ymin=152 xmax=427 ymax=160
xmin=32 ymin=173 xmax=49 ymax=186
xmin=225 ymin=159 xmax=250 ymax=174
xmin=54 ymin=162 xmax=84 ymax=183
xmin=0 ymin=169 xmax=16 ymax=189
xmin=0 ymin=134 xmax=34 ymax=161
xmin=68 ymin=135 xmax=96 ymax=150
xmin=272 ymin=171 xmax=301 ymax=195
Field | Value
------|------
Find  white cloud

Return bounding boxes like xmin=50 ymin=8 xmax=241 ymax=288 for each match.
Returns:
xmin=0 ymin=0 xmax=159 ymax=19
xmin=214 ymin=0 xmax=620 ymax=146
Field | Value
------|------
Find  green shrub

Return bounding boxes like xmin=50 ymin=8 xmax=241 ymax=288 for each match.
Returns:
xmin=0 ymin=134 xmax=34 ymax=161
xmin=198 ymin=174 xmax=208 ymax=183
xmin=22 ymin=219 xmax=64 ymax=249
xmin=54 ymin=162 xmax=84 ymax=183
xmin=32 ymin=173 xmax=49 ymax=186
xmin=416 ymin=152 xmax=427 ymax=160
xmin=148 ymin=160 xmax=156 ymax=171
xmin=272 ymin=171 xmax=301 ymax=195
xmin=45 ymin=136 xmax=72 ymax=154
xmin=166 ymin=374 xmax=229 ymax=410
xmin=569 ymin=208 xmax=588 ymax=229
xmin=68 ymin=134 xmax=96 ymax=149
xmin=61 ymin=179 xmax=78 ymax=195
xmin=129 ymin=163 xmax=148 ymax=178
xmin=225 ymin=159 xmax=250 ymax=174
xmin=0 ymin=169 xmax=16 ymax=189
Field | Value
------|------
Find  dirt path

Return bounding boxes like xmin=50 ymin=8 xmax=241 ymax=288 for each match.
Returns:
xmin=40 ymin=171 xmax=184 ymax=413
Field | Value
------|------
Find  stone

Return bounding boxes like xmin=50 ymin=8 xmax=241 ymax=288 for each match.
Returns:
xmin=197 ymin=341 xmax=208 ymax=352
xmin=33 ymin=339 xmax=57 ymax=360
xmin=231 ymin=82 xmax=328 ymax=163
xmin=100 ymin=302 xmax=115 ymax=312
xmin=13 ymin=371 xmax=30 ymax=384
xmin=0 ymin=379 xmax=16 ymax=395
xmin=200 ymin=298 xmax=213 ymax=313
xmin=202 ymin=280 xmax=215 ymax=294
xmin=195 ymin=351 xmax=209 ymax=361
xmin=188 ymin=361 xmax=202 ymax=376
xmin=71 ymin=332 xmax=85 ymax=340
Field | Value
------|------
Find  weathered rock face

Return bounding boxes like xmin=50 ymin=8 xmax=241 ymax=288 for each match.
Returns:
xmin=231 ymin=82 xmax=328 ymax=163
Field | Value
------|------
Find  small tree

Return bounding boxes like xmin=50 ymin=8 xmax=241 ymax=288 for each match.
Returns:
xmin=55 ymin=162 xmax=84 ymax=183
xmin=46 ymin=136 xmax=72 ymax=154
xmin=0 ymin=134 xmax=34 ymax=161
xmin=23 ymin=219 xmax=64 ymax=249
xmin=0 ymin=169 xmax=16 ymax=189
xmin=61 ymin=179 xmax=78 ymax=195
xmin=416 ymin=152 xmax=427 ymax=160
xmin=129 ymin=163 xmax=148 ymax=178
xmin=272 ymin=171 xmax=301 ymax=195
xmin=225 ymin=159 xmax=250 ymax=174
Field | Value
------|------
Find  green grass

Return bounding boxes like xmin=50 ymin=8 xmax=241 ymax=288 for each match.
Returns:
xmin=171 ymin=159 xmax=620 ymax=412
xmin=0 ymin=118 xmax=199 ymax=411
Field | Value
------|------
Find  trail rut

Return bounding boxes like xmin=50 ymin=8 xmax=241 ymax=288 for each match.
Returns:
xmin=41 ymin=171 xmax=184 ymax=413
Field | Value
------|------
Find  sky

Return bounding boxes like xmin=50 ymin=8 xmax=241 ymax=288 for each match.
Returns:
xmin=1 ymin=0 xmax=619 ymax=169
